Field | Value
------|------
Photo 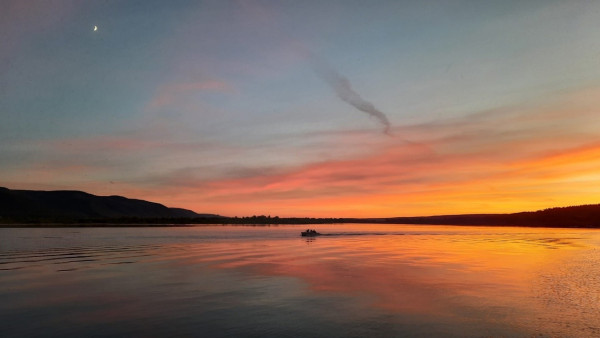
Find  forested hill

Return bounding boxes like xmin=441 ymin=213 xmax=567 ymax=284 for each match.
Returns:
xmin=0 ymin=187 xmax=219 ymax=222
xmin=2 ymin=186 xmax=599 ymax=228
xmin=378 ymin=204 xmax=600 ymax=228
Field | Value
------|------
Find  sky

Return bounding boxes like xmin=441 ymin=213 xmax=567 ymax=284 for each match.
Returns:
xmin=2 ymin=0 xmax=600 ymax=217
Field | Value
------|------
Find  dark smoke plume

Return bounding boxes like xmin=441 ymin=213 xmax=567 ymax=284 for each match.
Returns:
xmin=309 ymin=55 xmax=391 ymax=135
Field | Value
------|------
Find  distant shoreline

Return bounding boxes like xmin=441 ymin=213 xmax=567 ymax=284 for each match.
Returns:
xmin=2 ymin=187 xmax=600 ymax=228
xmin=2 ymin=214 xmax=600 ymax=229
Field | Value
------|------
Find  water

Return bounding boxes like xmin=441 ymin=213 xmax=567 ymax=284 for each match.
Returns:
xmin=2 ymin=224 xmax=600 ymax=337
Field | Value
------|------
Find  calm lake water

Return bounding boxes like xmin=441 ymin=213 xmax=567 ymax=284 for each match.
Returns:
xmin=1 ymin=224 xmax=600 ymax=337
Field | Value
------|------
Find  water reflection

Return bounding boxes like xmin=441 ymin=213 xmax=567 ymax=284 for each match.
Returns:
xmin=1 ymin=225 xmax=600 ymax=337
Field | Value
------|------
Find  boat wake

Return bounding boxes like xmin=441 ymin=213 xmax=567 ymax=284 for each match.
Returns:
xmin=311 ymin=232 xmax=406 ymax=237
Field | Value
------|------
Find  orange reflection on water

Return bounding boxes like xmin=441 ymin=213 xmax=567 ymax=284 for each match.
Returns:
xmin=188 ymin=225 xmax=595 ymax=330
xmin=3 ymin=225 xmax=599 ymax=337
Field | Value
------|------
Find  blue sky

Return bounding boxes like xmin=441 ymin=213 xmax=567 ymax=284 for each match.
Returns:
xmin=2 ymin=0 xmax=600 ymax=216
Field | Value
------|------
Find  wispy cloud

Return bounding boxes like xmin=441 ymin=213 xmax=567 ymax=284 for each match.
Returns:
xmin=149 ymin=86 xmax=600 ymax=216
xmin=308 ymin=54 xmax=392 ymax=134
xmin=3 ymin=85 xmax=600 ymax=217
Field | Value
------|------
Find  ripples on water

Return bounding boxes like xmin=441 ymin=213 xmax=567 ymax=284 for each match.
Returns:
xmin=1 ymin=225 xmax=600 ymax=337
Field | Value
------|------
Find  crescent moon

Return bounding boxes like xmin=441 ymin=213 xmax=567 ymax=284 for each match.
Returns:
xmin=93 ymin=25 xmax=98 ymax=31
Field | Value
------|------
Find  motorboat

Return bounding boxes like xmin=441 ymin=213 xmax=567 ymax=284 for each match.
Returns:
xmin=301 ymin=229 xmax=321 ymax=237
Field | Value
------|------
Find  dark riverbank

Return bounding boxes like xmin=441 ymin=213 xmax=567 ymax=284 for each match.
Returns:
xmin=2 ymin=187 xmax=600 ymax=228
xmin=3 ymin=203 xmax=600 ymax=228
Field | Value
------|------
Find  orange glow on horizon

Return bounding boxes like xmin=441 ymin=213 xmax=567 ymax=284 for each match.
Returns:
xmin=4 ymin=87 xmax=600 ymax=218
xmin=144 ymin=139 xmax=600 ymax=218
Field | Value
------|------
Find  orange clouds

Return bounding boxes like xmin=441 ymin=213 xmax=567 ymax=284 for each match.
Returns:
xmin=3 ymin=86 xmax=600 ymax=218
xmin=161 ymin=88 xmax=600 ymax=217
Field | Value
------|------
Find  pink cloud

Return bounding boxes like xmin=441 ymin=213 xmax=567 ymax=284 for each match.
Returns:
xmin=5 ymin=85 xmax=600 ymax=217
xmin=153 ymin=87 xmax=600 ymax=216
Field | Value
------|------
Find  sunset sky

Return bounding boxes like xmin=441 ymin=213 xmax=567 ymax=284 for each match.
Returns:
xmin=2 ymin=0 xmax=600 ymax=217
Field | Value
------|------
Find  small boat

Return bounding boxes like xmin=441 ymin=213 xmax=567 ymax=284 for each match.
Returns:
xmin=301 ymin=229 xmax=321 ymax=237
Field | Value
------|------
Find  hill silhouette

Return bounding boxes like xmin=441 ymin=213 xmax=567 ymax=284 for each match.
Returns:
xmin=2 ymin=187 xmax=599 ymax=228
xmin=376 ymin=204 xmax=600 ymax=228
xmin=0 ymin=187 xmax=219 ymax=222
